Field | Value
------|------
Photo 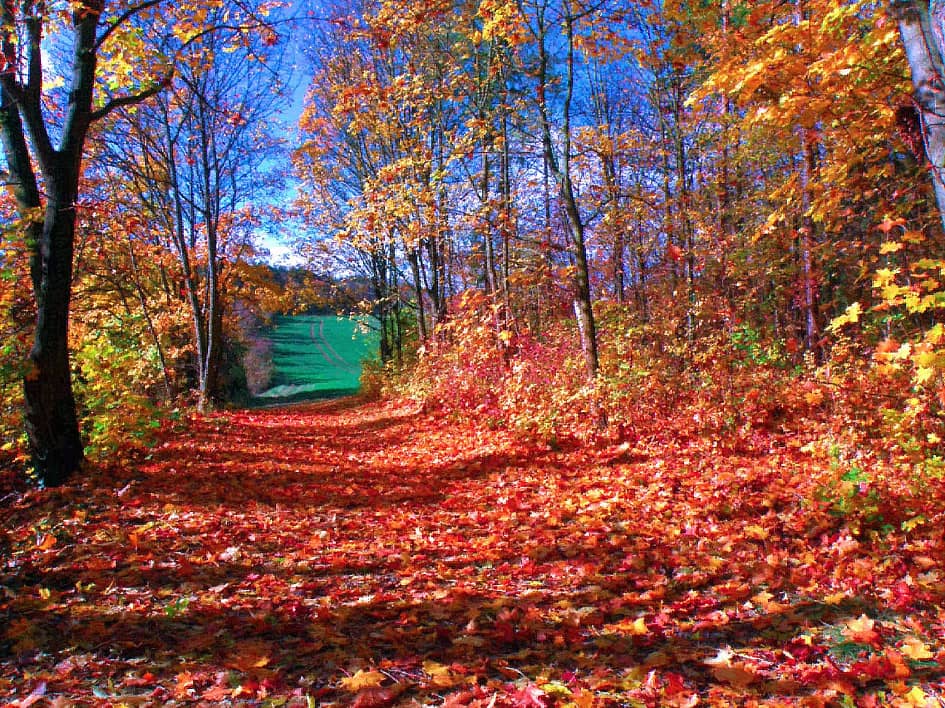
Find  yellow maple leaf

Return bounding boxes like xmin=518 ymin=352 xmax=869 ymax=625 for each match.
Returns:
xmin=904 ymin=685 xmax=928 ymax=706
xmin=744 ymin=524 xmax=769 ymax=541
xmin=828 ymin=302 xmax=861 ymax=331
xmin=423 ymin=660 xmax=459 ymax=688
xmin=900 ymin=636 xmax=934 ymax=660
xmin=880 ymin=241 xmax=903 ymax=254
xmin=624 ymin=617 xmax=648 ymax=635
xmin=340 ymin=669 xmax=385 ymax=691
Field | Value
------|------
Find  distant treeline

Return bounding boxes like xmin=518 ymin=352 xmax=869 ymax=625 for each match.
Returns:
xmin=263 ymin=266 xmax=376 ymax=317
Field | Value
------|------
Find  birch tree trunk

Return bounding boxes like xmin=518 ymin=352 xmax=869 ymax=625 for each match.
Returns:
xmin=893 ymin=1 xmax=945 ymax=231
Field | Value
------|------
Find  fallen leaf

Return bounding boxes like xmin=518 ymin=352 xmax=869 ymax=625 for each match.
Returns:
xmin=900 ymin=636 xmax=934 ymax=660
xmin=352 ymin=685 xmax=404 ymax=708
xmin=341 ymin=669 xmax=386 ymax=692
xmin=513 ymin=684 xmax=549 ymax=708
xmin=36 ymin=533 xmax=57 ymax=551
xmin=711 ymin=665 xmax=758 ymax=689
xmin=423 ymin=660 xmax=460 ymax=688
xmin=842 ymin=614 xmax=880 ymax=645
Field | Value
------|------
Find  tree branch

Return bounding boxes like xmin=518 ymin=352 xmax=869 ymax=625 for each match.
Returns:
xmin=90 ymin=73 xmax=171 ymax=122
xmin=95 ymin=0 xmax=164 ymax=49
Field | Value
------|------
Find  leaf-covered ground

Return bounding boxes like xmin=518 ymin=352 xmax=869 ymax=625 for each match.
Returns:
xmin=2 ymin=398 xmax=945 ymax=706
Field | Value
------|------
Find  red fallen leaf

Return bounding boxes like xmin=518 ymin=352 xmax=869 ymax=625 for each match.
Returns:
xmin=663 ymin=671 xmax=688 ymax=697
xmin=123 ymin=672 xmax=156 ymax=687
xmin=201 ymin=685 xmax=230 ymax=701
xmin=848 ymin=655 xmax=893 ymax=681
xmin=890 ymin=580 xmax=916 ymax=610
xmin=441 ymin=688 xmax=481 ymax=706
xmin=884 ymin=649 xmax=912 ymax=679
xmin=231 ymin=678 xmax=260 ymax=699
xmin=512 ymin=684 xmax=549 ymax=708
xmin=351 ymin=685 xmax=404 ymax=708
xmin=16 ymin=681 xmax=46 ymax=708
xmin=494 ymin=620 xmax=517 ymax=644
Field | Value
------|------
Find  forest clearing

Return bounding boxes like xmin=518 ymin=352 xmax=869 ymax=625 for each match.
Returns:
xmin=252 ymin=315 xmax=379 ymax=404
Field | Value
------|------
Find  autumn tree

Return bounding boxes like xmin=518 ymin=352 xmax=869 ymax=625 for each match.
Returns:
xmin=0 ymin=0 xmax=275 ymax=484
xmin=97 ymin=14 xmax=287 ymax=411
xmin=297 ymin=0 xmax=479 ymax=354
xmin=893 ymin=1 xmax=945 ymax=230
xmin=295 ymin=4 xmax=406 ymax=361
xmin=0 ymin=0 xmax=173 ymax=485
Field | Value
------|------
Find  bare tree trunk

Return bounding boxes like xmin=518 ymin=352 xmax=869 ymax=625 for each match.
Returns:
xmin=126 ymin=238 xmax=173 ymax=399
xmin=893 ymin=0 xmax=945 ymax=231
xmin=408 ymin=249 xmax=428 ymax=341
xmin=23 ymin=170 xmax=85 ymax=485
xmin=799 ymin=133 xmax=820 ymax=355
xmin=534 ymin=0 xmax=599 ymax=379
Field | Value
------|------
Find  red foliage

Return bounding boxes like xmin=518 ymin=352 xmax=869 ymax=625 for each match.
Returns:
xmin=1 ymin=397 xmax=944 ymax=705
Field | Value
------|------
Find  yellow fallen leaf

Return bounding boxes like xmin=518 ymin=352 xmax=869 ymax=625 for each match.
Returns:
xmin=904 ymin=685 xmax=928 ymax=706
xmin=340 ymin=669 xmax=385 ymax=691
xmin=900 ymin=636 xmax=934 ymax=660
xmin=744 ymin=524 xmax=769 ymax=541
xmin=607 ymin=616 xmax=649 ymax=635
xmin=423 ymin=660 xmax=459 ymax=688
xmin=842 ymin=614 xmax=879 ymax=644
xmin=845 ymin=614 xmax=874 ymax=632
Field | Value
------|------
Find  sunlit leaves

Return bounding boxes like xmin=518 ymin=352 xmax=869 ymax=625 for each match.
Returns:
xmin=5 ymin=395 xmax=945 ymax=703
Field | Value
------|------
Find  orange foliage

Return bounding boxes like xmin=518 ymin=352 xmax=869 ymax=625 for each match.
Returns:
xmin=2 ymin=397 xmax=944 ymax=704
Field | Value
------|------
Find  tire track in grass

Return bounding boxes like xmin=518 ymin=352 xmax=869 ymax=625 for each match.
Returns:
xmin=313 ymin=318 xmax=360 ymax=372
xmin=307 ymin=319 xmax=338 ymax=367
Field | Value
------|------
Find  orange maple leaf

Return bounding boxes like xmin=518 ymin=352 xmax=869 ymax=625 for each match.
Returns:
xmin=842 ymin=614 xmax=880 ymax=645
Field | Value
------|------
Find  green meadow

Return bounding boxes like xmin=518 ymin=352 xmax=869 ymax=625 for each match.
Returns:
xmin=253 ymin=314 xmax=379 ymax=404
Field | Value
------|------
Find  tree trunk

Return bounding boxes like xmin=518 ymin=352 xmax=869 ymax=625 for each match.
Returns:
xmin=798 ymin=133 xmax=820 ymax=355
xmin=893 ymin=0 xmax=945 ymax=231
xmin=533 ymin=0 xmax=599 ymax=379
xmin=408 ymin=249 xmax=428 ymax=341
xmin=126 ymin=238 xmax=173 ymax=400
xmin=198 ymin=222 xmax=222 ymax=412
xmin=24 ymin=167 xmax=84 ymax=486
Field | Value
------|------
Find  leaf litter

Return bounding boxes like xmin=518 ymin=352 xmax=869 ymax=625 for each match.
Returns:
xmin=1 ymin=397 xmax=944 ymax=706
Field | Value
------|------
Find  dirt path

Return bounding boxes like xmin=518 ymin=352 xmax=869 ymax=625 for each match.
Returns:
xmin=2 ymin=398 xmax=944 ymax=705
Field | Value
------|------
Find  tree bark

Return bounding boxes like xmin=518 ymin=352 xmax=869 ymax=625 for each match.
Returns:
xmin=533 ymin=0 xmax=599 ymax=379
xmin=893 ymin=0 xmax=945 ymax=231
xmin=23 ymin=171 xmax=85 ymax=485
xmin=0 ymin=0 xmax=103 ymax=484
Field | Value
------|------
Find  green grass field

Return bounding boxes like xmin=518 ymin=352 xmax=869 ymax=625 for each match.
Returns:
xmin=253 ymin=314 xmax=379 ymax=404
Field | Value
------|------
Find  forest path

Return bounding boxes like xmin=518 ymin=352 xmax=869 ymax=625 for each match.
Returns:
xmin=2 ymin=397 xmax=944 ymax=705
